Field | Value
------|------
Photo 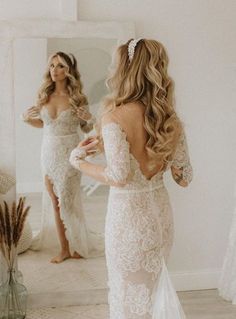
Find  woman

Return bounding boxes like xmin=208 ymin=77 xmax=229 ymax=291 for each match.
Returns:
xmin=22 ymin=52 xmax=104 ymax=263
xmin=70 ymin=39 xmax=193 ymax=318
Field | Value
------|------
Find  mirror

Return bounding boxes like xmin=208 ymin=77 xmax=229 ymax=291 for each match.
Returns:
xmin=13 ymin=36 xmax=121 ymax=307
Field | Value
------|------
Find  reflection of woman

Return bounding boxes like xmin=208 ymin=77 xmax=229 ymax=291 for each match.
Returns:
xmin=22 ymin=52 xmax=103 ymax=263
xmin=70 ymin=39 xmax=193 ymax=318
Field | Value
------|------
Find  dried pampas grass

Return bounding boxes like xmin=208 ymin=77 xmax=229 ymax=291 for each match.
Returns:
xmin=0 ymin=197 xmax=30 ymax=268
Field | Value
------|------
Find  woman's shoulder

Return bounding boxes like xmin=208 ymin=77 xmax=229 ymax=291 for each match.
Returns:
xmin=101 ymin=106 xmax=122 ymax=125
xmin=102 ymin=102 xmax=144 ymax=122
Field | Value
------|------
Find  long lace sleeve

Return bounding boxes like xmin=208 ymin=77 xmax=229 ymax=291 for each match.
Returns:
xmin=102 ymin=122 xmax=131 ymax=185
xmin=79 ymin=105 xmax=94 ymax=133
xmin=171 ymin=130 xmax=193 ymax=185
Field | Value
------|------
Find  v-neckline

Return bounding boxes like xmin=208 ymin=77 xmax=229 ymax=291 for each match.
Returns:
xmin=42 ymin=106 xmax=71 ymax=121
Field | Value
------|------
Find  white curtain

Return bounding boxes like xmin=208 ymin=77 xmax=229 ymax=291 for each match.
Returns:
xmin=0 ymin=38 xmax=16 ymax=283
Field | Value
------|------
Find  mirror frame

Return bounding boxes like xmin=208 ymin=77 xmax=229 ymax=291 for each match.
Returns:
xmin=0 ymin=19 xmax=135 ymax=307
xmin=0 ymin=20 xmax=135 ymax=41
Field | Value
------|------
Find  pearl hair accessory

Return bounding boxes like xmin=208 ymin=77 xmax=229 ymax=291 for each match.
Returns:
xmin=128 ymin=38 xmax=142 ymax=63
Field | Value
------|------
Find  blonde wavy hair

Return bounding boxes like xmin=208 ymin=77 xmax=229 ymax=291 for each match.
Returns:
xmin=101 ymin=39 xmax=182 ymax=170
xmin=37 ymin=51 xmax=88 ymax=112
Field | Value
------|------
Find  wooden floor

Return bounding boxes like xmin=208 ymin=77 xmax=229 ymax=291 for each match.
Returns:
xmin=22 ymin=191 xmax=235 ymax=318
xmin=27 ymin=289 xmax=236 ymax=319
xmin=179 ymin=289 xmax=236 ymax=319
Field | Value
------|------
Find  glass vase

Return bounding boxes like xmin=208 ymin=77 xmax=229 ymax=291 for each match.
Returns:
xmin=0 ymin=268 xmax=27 ymax=319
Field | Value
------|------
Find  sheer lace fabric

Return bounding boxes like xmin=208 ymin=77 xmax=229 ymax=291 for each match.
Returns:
xmin=171 ymin=131 xmax=193 ymax=184
xmin=102 ymin=122 xmax=192 ymax=319
xmin=31 ymin=107 xmax=104 ymax=258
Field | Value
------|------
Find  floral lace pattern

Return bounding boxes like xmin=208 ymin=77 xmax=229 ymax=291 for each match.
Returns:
xmin=125 ymin=283 xmax=152 ymax=316
xmin=102 ymin=122 xmax=192 ymax=319
xmin=31 ymin=107 xmax=104 ymax=258
xmin=171 ymin=130 xmax=193 ymax=184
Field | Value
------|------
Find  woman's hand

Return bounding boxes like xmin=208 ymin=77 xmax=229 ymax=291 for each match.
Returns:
xmin=22 ymin=106 xmax=40 ymax=121
xmin=69 ymin=137 xmax=99 ymax=169
xmin=76 ymin=106 xmax=93 ymax=122
xmin=171 ymin=166 xmax=188 ymax=187
xmin=77 ymin=136 xmax=100 ymax=155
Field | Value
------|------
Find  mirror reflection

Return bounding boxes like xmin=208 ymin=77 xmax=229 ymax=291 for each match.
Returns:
xmin=15 ymin=37 xmax=116 ymax=303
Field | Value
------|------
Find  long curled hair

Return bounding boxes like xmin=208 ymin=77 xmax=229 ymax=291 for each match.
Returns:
xmin=37 ymin=51 xmax=88 ymax=112
xmin=101 ymin=39 xmax=182 ymax=170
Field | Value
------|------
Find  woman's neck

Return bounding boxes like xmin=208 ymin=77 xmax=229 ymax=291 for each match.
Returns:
xmin=53 ymin=80 xmax=68 ymax=96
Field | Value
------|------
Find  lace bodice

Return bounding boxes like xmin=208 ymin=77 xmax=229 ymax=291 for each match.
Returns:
xmin=102 ymin=122 xmax=193 ymax=191
xmin=40 ymin=107 xmax=80 ymax=136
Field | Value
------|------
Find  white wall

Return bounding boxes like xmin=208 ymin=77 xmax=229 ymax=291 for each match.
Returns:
xmin=0 ymin=39 xmax=16 ymax=204
xmin=0 ymin=0 xmax=77 ymax=20
xmin=77 ymin=0 xmax=236 ymax=287
xmin=0 ymin=0 xmax=60 ymax=19
xmin=14 ymin=39 xmax=47 ymax=193
xmin=0 ymin=40 xmax=15 ymax=173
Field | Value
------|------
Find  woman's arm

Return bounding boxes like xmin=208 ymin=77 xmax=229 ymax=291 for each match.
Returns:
xmin=171 ymin=166 xmax=189 ymax=187
xmin=22 ymin=117 xmax=44 ymax=128
xmin=21 ymin=106 xmax=43 ymax=128
xmin=70 ymin=144 xmax=128 ymax=187
xmin=76 ymin=105 xmax=95 ymax=133
xmin=74 ymin=160 xmax=122 ymax=186
xmin=70 ymin=115 xmax=131 ymax=187
xmin=171 ymin=129 xmax=193 ymax=187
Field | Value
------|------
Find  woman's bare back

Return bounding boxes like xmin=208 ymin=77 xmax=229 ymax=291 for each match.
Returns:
xmin=109 ymin=102 xmax=163 ymax=180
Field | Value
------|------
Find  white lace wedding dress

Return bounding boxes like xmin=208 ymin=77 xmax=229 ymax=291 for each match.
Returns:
xmin=31 ymin=106 xmax=104 ymax=258
xmin=102 ymin=122 xmax=193 ymax=319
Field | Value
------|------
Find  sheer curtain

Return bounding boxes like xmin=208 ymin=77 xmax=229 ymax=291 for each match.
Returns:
xmin=218 ymin=201 xmax=236 ymax=303
xmin=0 ymin=38 xmax=16 ymax=283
